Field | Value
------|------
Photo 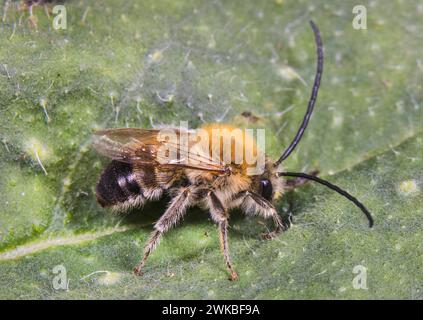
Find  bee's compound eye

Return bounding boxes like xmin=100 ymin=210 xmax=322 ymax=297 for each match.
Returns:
xmin=260 ymin=179 xmax=273 ymax=201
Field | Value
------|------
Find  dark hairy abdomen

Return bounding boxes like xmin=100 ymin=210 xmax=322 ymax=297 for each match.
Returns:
xmin=96 ymin=161 xmax=142 ymax=208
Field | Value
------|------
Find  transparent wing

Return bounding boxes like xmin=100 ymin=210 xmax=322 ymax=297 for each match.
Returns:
xmin=93 ymin=128 xmax=227 ymax=173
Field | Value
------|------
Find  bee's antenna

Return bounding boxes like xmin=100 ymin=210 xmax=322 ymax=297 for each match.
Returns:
xmin=278 ymin=172 xmax=374 ymax=228
xmin=274 ymin=20 xmax=323 ymax=167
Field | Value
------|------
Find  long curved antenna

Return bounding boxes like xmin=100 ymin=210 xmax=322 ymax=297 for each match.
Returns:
xmin=278 ymin=172 xmax=374 ymax=228
xmin=274 ymin=20 xmax=323 ymax=167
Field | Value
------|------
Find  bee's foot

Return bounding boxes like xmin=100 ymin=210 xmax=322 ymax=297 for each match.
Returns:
xmin=229 ymin=271 xmax=238 ymax=281
xmin=133 ymin=266 xmax=143 ymax=276
xmin=28 ymin=15 xmax=38 ymax=29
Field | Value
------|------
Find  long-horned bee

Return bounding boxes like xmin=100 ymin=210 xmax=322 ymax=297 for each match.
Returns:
xmin=93 ymin=21 xmax=373 ymax=281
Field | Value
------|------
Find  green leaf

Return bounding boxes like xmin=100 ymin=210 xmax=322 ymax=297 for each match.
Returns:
xmin=1 ymin=0 xmax=422 ymax=299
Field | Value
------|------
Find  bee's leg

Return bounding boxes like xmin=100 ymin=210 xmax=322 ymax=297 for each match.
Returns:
xmin=236 ymin=191 xmax=286 ymax=239
xmin=27 ymin=4 xmax=38 ymax=29
xmin=133 ymin=187 xmax=193 ymax=276
xmin=284 ymin=170 xmax=319 ymax=190
xmin=208 ymin=192 xmax=238 ymax=281
xmin=219 ymin=219 xmax=238 ymax=281
xmin=43 ymin=3 xmax=51 ymax=19
xmin=2 ymin=0 xmax=10 ymax=23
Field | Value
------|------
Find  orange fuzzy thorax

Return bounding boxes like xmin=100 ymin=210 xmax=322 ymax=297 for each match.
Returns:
xmin=199 ymin=124 xmax=262 ymax=172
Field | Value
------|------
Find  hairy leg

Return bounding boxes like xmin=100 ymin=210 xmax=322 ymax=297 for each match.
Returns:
xmin=27 ymin=4 xmax=38 ymax=28
xmin=43 ymin=4 xmax=51 ymax=19
xmin=2 ymin=0 xmax=10 ymax=23
xmin=134 ymin=187 xmax=193 ymax=276
xmin=236 ymin=191 xmax=286 ymax=239
xmin=208 ymin=192 xmax=238 ymax=281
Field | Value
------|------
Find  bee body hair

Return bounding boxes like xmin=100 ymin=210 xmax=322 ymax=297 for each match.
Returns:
xmin=94 ymin=21 xmax=374 ymax=280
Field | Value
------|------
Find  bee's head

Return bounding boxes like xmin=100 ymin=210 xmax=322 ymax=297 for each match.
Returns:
xmin=253 ymin=163 xmax=283 ymax=202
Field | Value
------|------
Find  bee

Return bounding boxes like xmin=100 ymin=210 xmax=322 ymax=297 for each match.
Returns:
xmin=93 ymin=21 xmax=373 ymax=281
